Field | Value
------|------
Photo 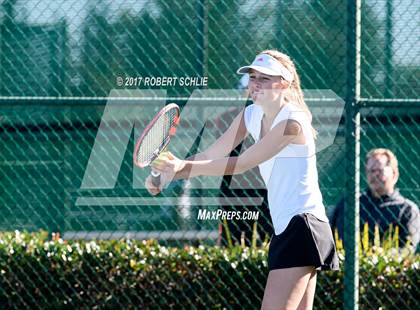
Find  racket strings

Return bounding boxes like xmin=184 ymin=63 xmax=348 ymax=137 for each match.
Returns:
xmin=136 ymin=107 xmax=179 ymax=165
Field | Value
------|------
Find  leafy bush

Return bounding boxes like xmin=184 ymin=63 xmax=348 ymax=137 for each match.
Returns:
xmin=0 ymin=231 xmax=418 ymax=309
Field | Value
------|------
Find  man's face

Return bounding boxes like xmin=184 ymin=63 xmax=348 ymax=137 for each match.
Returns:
xmin=366 ymin=154 xmax=397 ymax=197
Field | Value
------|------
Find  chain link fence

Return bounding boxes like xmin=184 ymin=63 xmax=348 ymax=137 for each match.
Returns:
xmin=0 ymin=0 xmax=419 ymax=308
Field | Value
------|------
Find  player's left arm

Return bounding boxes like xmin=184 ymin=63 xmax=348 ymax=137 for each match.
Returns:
xmin=152 ymin=119 xmax=303 ymax=179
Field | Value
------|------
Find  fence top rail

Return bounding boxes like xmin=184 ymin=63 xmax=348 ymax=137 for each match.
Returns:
xmin=0 ymin=96 xmax=340 ymax=106
xmin=358 ymin=98 xmax=420 ymax=107
xmin=0 ymin=96 xmax=419 ymax=107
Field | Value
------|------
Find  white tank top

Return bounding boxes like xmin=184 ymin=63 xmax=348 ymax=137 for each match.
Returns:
xmin=244 ymin=103 xmax=329 ymax=235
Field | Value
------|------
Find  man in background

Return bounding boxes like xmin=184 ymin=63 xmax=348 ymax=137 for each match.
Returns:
xmin=331 ymin=148 xmax=419 ymax=252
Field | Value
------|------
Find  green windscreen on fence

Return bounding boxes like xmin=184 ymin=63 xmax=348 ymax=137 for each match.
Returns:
xmin=0 ymin=0 xmax=418 ymax=237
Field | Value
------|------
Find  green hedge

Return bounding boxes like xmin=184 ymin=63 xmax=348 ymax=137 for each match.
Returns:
xmin=0 ymin=231 xmax=418 ymax=309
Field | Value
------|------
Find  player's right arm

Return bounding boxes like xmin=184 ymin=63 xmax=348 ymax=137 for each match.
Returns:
xmin=145 ymin=109 xmax=248 ymax=195
xmin=187 ymin=108 xmax=248 ymax=161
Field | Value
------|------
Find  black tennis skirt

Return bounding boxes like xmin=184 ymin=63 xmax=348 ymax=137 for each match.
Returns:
xmin=268 ymin=213 xmax=339 ymax=271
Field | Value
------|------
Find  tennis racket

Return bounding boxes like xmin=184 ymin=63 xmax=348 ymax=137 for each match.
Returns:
xmin=133 ymin=103 xmax=180 ymax=187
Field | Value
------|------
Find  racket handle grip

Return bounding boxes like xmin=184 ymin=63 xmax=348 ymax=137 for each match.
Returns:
xmin=151 ymin=170 xmax=161 ymax=187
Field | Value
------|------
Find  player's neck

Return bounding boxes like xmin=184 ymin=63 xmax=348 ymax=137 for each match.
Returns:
xmin=261 ymin=101 xmax=286 ymax=124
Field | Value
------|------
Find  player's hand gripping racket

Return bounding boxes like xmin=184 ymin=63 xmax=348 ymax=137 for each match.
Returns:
xmin=133 ymin=103 xmax=180 ymax=187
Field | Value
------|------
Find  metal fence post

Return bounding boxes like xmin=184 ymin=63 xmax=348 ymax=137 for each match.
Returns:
xmin=345 ymin=0 xmax=361 ymax=309
xmin=385 ymin=0 xmax=394 ymax=98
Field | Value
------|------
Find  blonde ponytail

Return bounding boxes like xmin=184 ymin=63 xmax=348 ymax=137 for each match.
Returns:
xmin=259 ymin=50 xmax=317 ymax=139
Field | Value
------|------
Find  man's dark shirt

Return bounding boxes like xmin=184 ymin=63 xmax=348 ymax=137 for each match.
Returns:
xmin=331 ymin=188 xmax=420 ymax=251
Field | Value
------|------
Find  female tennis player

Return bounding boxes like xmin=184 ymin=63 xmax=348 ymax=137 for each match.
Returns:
xmin=146 ymin=50 xmax=339 ymax=309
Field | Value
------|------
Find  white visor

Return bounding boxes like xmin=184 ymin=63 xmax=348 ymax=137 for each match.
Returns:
xmin=237 ymin=53 xmax=293 ymax=82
